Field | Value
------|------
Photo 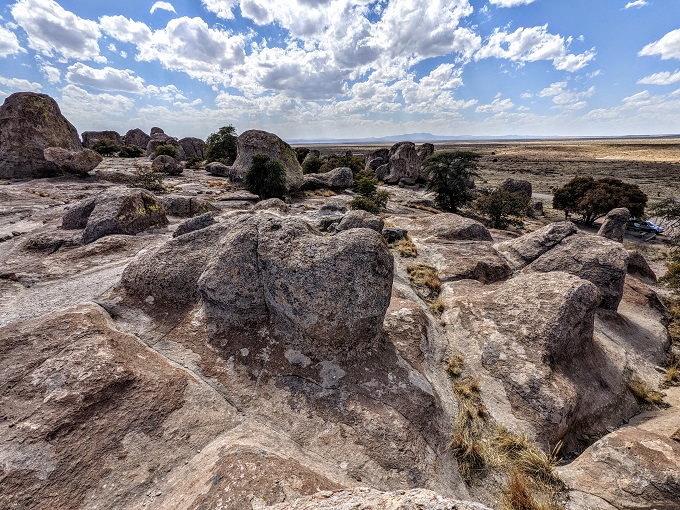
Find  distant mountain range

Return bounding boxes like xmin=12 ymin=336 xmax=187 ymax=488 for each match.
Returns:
xmin=287 ymin=132 xmax=680 ymax=145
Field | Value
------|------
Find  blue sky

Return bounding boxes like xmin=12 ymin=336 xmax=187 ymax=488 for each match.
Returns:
xmin=0 ymin=0 xmax=679 ymax=141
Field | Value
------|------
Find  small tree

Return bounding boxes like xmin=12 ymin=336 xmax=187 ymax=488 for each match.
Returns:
xmin=244 ymin=154 xmax=287 ymax=199
xmin=153 ymin=144 xmax=178 ymax=159
xmin=350 ymin=169 xmax=389 ymax=213
xmin=302 ymin=156 xmax=324 ymax=174
xmin=92 ymin=139 xmax=120 ymax=156
xmin=205 ymin=125 xmax=237 ymax=164
xmin=475 ymin=189 xmax=530 ymax=229
xmin=422 ymin=151 xmax=480 ymax=212
xmin=552 ymin=177 xmax=647 ymax=226
xmin=118 ymin=145 xmax=144 ymax=158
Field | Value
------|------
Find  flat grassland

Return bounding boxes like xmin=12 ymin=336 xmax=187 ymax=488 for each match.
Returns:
xmin=309 ymin=138 xmax=680 ymax=203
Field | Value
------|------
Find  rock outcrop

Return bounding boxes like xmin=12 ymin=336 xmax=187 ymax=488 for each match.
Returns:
xmin=301 ymin=167 xmax=353 ymax=190
xmin=62 ymin=188 xmax=168 ymax=244
xmin=230 ymin=130 xmax=304 ymax=190
xmin=179 ymin=137 xmax=206 ymax=160
xmin=151 ymin=155 xmax=181 ymax=175
xmin=332 ymin=210 xmax=384 ymax=233
xmin=597 ymin=207 xmax=630 ymax=242
xmin=415 ymin=213 xmax=493 ymax=242
xmin=0 ymin=92 xmax=83 ymax=179
xmin=146 ymin=132 xmax=186 ymax=161
xmin=43 ymin=147 xmax=103 ymax=175
xmin=500 ymin=178 xmax=532 ymax=199
xmin=375 ymin=142 xmax=434 ymax=185
xmin=365 ymin=148 xmax=389 ymax=170
xmin=122 ymin=128 xmax=150 ymax=150
xmin=81 ymin=130 xmax=122 ymax=149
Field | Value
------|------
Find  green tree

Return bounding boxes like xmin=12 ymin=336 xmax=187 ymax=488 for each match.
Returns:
xmin=475 ymin=189 xmax=530 ymax=229
xmin=244 ymin=154 xmax=287 ymax=199
xmin=153 ymin=144 xmax=178 ymax=159
xmin=320 ymin=153 xmax=365 ymax=174
xmin=349 ymin=169 xmax=389 ymax=213
xmin=205 ymin=125 xmax=237 ymax=164
xmin=552 ymin=177 xmax=647 ymax=226
xmin=422 ymin=151 xmax=480 ymax=212
xmin=302 ymin=156 xmax=324 ymax=174
xmin=118 ymin=145 xmax=144 ymax=158
xmin=92 ymin=139 xmax=120 ymax=156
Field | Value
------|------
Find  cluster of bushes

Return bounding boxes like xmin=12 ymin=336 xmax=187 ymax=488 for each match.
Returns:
xmin=92 ymin=139 xmax=144 ymax=158
xmin=297 ymin=149 xmax=365 ymax=175
xmin=244 ymin=154 xmax=287 ymax=199
xmin=205 ymin=125 xmax=237 ymax=164
xmin=350 ymin=169 xmax=389 ymax=213
xmin=153 ymin=144 xmax=178 ymax=159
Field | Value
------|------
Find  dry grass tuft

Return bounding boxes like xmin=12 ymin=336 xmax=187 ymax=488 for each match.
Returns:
xmin=446 ymin=353 xmax=465 ymax=378
xmin=406 ymin=262 xmax=444 ymax=316
xmin=396 ymin=236 xmax=418 ymax=257
xmin=663 ymin=363 xmax=680 ymax=387
xmin=450 ymin=376 xmax=489 ymax=483
xmin=501 ymin=471 xmax=563 ymax=510
xmin=628 ymin=378 xmax=666 ymax=406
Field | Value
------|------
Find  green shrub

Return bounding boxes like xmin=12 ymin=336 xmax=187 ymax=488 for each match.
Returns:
xmin=295 ymin=147 xmax=311 ymax=164
xmin=302 ymin=156 xmax=324 ymax=174
xmin=92 ymin=139 xmax=120 ymax=156
xmin=205 ymin=125 xmax=237 ymax=164
xmin=422 ymin=151 xmax=480 ymax=212
xmin=353 ymin=169 xmax=378 ymax=196
xmin=244 ymin=154 xmax=287 ymax=199
xmin=129 ymin=165 xmax=166 ymax=193
xmin=185 ymin=156 xmax=202 ymax=169
xmin=153 ymin=144 xmax=178 ymax=159
xmin=350 ymin=196 xmax=381 ymax=214
xmin=475 ymin=189 xmax=530 ymax=229
xmin=118 ymin=145 xmax=144 ymax=158
xmin=320 ymin=153 xmax=364 ymax=174
xmin=350 ymin=169 xmax=388 ymax=213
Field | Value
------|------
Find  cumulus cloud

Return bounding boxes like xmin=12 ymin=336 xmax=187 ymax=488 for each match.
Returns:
xmin=476 ymin=25 xmax=595 ymax=72
xmin=639 ymin=29 xmax=680 ymax=60
xmin=99 ymin=15 xmax=153 ymax=45
xmin=538 ymin=81 xmax=595 ymax=108
xmin=624 ymin=0 xmax=648 ymax=9
xmin=0 ymin=25 xmax=24 ymax=57
xmin=489 ymin=0 xmax=538 ymax=7
xmin=35 ymin=56 xmax=61 ymax=83
xmin=65 ymin=63 xmax=146 ymax=93
xmin=0 ymin=75 xmax=42 ymax=92
xmin=476 ymin=96 xmax=514 ymax=113
xmin=10 ymin=0 xmax=104 ymax=62
xmin=150 ymin=2 xmax=177 ymax=14
xmin=201 ymin=0 xmax=238 ymax=20
xmin=59 ymin=84 xmax=136 ymax=128
xmin=638 ymin=70 xmax=680 ymax=85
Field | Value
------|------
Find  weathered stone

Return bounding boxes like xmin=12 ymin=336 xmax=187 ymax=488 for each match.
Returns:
xmin=150 ymin=127 xmax=165 ymax=135
xmin=253 ymin=198 xmax=289 ymax=213
xmin=416 ymin=143 xmax=434 ymax=164
xmin=494 ymin=221 xmax=579 ymax=269
xmin=524 ymin=233 xmax=629 ymax=310
xmin=627 ymin=250 xmax=657 ymax=282
xmin=383 ymin=142 xmax=420 ymax=185
xmin=122 ymin=128 xmax=150 ymax=150
xmin=62 ymin=188 xmax=168 ymax=244
xmin=81 ymin=130 xmax=121 ymax=149
xmin=43 ymin=147 xmax=102 ymax=175
xmin=301 ymin=149 xmax=320 ymax=164
xmin=415 ymin=213 xmax=493 ymax=242
xmin=160 ymin=194 xmax=215 ymax=217
xmin=267 ymin=488 xmax=493 ymax=510
xmin=560 ymin=427 xmax=680 ymax=510
xmin=146 ymin=133 xmax=186 ymax=161
xmin=198 ymin=216 xmax=393 ymax=349
xmin=500 ymin=178 xmax=532 ymax=199
xmin=205 ymin=161 xmax=231 ymax=176
xmin=527 ymin=201 xmax=544 ymax=218
xmin=597 ymin=207 xmax=630 ymax=242
xmin=383 ymin=227 xmax=408 ymax=244
xmin=152 ymin=155 xmax=182 ymax=175
xmin=179 ymin=137 xmax=206 ymax=160
xmin=173 ymin=213 xmax=217 ymax=238
xmin=230 ymin=130 xmax=303 ymax=190
xmin=332 ymin=210 xmax=384 ymax=233
xmin=365 ymin=148 xmax=389 ymax=171
xmin=434 ymin=241 xmax=512 ymax=284
xmin=301 ymin=167 xmax=353 ymax=190
xmin=0 ymin=92 xmax=82 ymax=179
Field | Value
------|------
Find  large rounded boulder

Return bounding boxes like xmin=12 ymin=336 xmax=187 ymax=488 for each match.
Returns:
xmin=230 ymin=130 xmax=303 ymax=190
xmin=43 ymin=147 xmax=103 ymax=175
xmin=0 ymin=92 xmax=83 ymax=179
xmin=123 ymin=128 xmax=150 ymax=150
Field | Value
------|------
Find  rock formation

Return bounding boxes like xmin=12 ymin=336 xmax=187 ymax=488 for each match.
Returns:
xmin=597 ymin=207 xmax=630 ymax=242
xmin=43 ymin=147 xmax=103 ymax=175
xmin=179 ymin=137 xmax=206 ymax=160
xmin=146 ymin=132 xmax=186 ymax=161
xmin=301 ymin=167 xmax=353 ymax=190
xmin=0 ymin=92 xmax=83 ymax=179
xmin=81 ymin=130 xmax=122 ymax=149
xmin=151 ymin=154 xmax=181 ymax=175
xmin=500 ymin=178 xmax=532 ymax=199
xmin=123 ymin=128 xmax=150 ymax=150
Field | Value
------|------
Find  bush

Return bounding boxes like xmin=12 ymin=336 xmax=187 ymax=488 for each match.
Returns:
xmin=350 ymin=196 xmax=380 ymax=214
xmin=129 ymin=165 xmax=165 ymax=193
xmin=350 ymin=169 xmax=389 ymax=213
xmin=320 ymin=153 xmax=364 ymax=174
xmin=205 ymin=125 xmax=237 ymax=164
xmin=244 ymin=154 xmax=287 ymax=199
xmin=118 ymin=145 xmax=144 ymax=158
xmin=302 ymin=156 xmax=324 ymax=174
xmin=295 ymin=147 xmax=310 ymax=164
xmin=552 ymin=176 xmax=647 ymax=226
xmin=422 ymin=151 xmax=480 ymax=212
xmin=92 ymin=139 xmax=120 ymax=156
xmin=475 ymin=189 xmax=530 ymax=229
xmin=185 ymin=156 xmax=202 ymax=169
xmin=153 ymin=144 xmax=178 ymax=159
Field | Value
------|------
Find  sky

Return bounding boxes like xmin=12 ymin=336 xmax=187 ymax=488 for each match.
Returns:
xmin=0 ymin=0 xmax=679 ymax=141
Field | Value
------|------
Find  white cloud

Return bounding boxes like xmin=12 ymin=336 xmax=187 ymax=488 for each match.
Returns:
xmin=640 ymin=29 xmax=680 ymax=60
xmin=65 ymin=63 xmax=146 ymax=93
xmin=489 ymin=0 xmax=538 ymax=7
xmin=476 ymin=25 xmax=595 ymax=72
xmin=59 ymin=84 xmax=136 ymax=129
xmin=538 ymin=81 xmax=595 ymax=108
xmin=10 ymin=0 xmax=104 ymax=62
xmin=476 ymin=96 xmax=514 ymax=113
xmin=624 ymin=0 xmax=648 ymax=9
xmin=0 ymin=75 xmax=42 ymax=92
xmin=99 ymin=16 xmax=153 ymax=45
xmin=638 ymin=70 xmax=680 ymax=85
xmin=0 ymin=25 xmax=24 ymax=57
xmin=150 ymin=2 xmax=177 ymax=14
xmin=201 ymin=0 xmax=238 ymax=20
xmin=35 ymin=56 xmax=61 ymax=83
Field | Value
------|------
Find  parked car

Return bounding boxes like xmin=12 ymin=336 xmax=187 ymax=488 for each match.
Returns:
xmin=627 ymin=218 xmax=664 ymax=234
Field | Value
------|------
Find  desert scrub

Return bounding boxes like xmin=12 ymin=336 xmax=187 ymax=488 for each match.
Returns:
xmin=627 ymin=377 xmax=666 ymax=406
xmin=396 ymin=236 xmax=417 ymax=257
xmin=406 ymin=262 xmax=444 ymax=316
xmin=450 ymin=376 xmax=489 ymax=483
xmin=129 ymin=165 xmax=166 ymax=193
xmin=153 ymin=144 xmax=178 ymax=159
xmin=501 ymin=471 xmax=563 ymax=510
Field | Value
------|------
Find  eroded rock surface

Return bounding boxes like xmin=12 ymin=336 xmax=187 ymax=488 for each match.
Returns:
xmin=43 ymin=147 xmax=103 ymax=175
